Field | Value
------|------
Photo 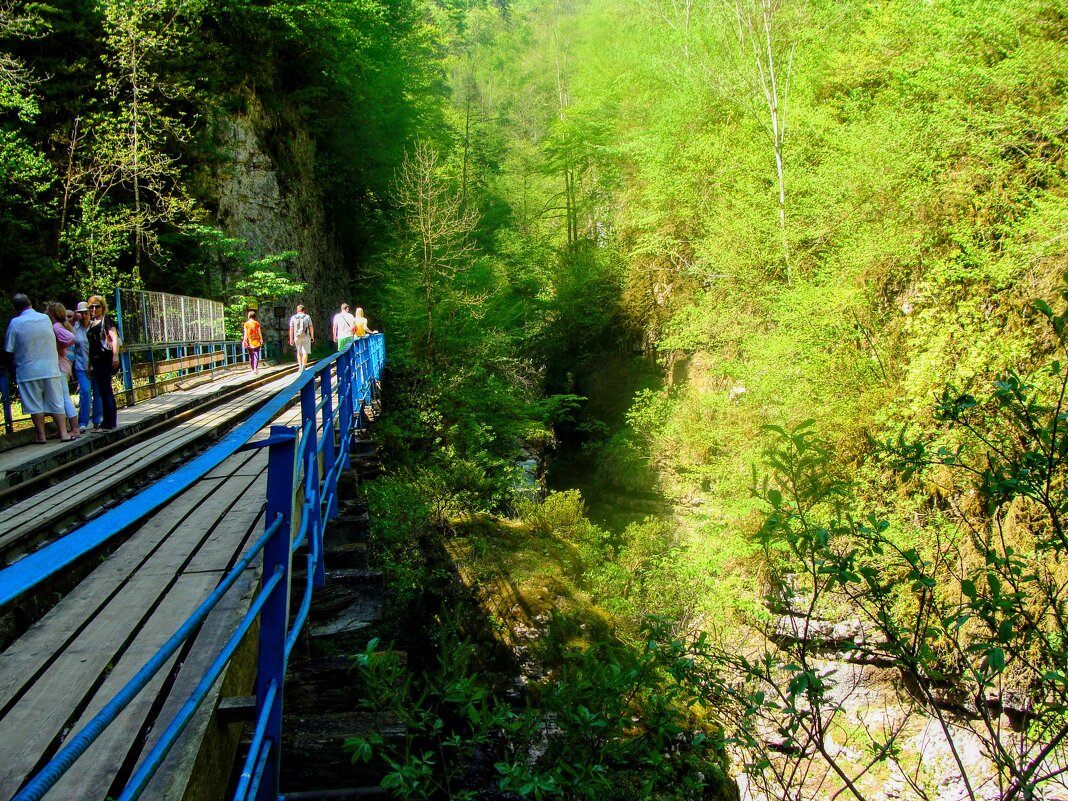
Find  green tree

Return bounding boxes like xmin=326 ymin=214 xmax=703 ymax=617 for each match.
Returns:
xmin=0 ymin=0 xmax=59 ymax=294
xmin=394 ymin=141 xmax=478 ymax=362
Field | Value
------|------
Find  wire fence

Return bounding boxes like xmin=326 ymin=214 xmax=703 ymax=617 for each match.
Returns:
xmin=116 ymin=289 xmax=225 ymax=347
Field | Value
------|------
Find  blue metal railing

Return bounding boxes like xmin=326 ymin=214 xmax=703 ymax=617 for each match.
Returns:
xmin=5 ymin=333 xmax=386 ymax=801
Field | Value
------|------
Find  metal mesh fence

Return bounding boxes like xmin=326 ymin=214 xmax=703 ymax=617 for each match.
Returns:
xmin=116 ymin=288 xmax=225 ymax=347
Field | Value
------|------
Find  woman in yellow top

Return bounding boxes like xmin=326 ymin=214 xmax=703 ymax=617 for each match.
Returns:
xmin=242 ymin=310 xmax=263 ymax=374
xmin=352 ymin=307 xmax=377 ymax=338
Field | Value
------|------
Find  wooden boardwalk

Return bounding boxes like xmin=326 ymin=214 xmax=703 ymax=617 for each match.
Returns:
xmin=0 ymin=388 xmax=306 ymax=800
xmin=0 ymin=366 xmax=296 ymax=565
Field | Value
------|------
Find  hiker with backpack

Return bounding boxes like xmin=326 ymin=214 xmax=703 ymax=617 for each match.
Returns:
xmin=288 ymin=304 xmax=315 ymax=372
xmin=332 ymin=303 xmax=356 ymax=351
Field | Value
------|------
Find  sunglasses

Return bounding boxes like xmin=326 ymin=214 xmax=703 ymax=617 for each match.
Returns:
xmin=88 ymin=304 xmax=101 ymax=309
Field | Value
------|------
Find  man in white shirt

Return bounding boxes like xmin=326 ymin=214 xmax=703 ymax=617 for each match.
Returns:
xmin=288 ymin=304 xmax=315 ymax=372
xmin=332 ymin=303 xmax=356 ymax=351
xmin=4 ymin=294 xmax=71 ymax=443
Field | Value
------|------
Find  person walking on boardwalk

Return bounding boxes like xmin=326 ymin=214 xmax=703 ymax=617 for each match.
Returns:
xmin=242 ymin=309 xmax=263 ymax=375
xmin=288 ymin=303 xmax=314 ymax=372
xmin=48 ymin=302 xmax=81 ymax=440
xmin=332 ymin=303 xmax=355 ymax=351
xmin=352 ymin=307 xmax=377 ymax=338
xmin=4 ymin=294 xmax=72 ymax=444
xmin=72 ymin=301 xmax=100 ymax=432
xmin=86 ymin=294 xmax=120 ymax=431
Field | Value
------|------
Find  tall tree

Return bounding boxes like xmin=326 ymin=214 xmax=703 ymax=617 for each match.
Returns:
xmin=394 ymin=141 xmax=478 ymax=362
xmin=92 ymin=0 xmax=200 ymax=283
xmin=53 ymin=0 xmax=203 ymax=292
xmin=0 ymin=0 xmax=58 ymax=295
xmin=728 ymin=0 xmax=796 ymax=280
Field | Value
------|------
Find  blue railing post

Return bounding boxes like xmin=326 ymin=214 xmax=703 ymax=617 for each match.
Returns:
xmin=321 ymin=366 xmax=339 ymax=522
xmin=338 ymin=347 xmax=353 ymax=471
xmin=255 ymin=424 xmax=296 ymax=801
xmin=368 ymin=336 xmax=380 ymax=400
xmin=300 ymin=379 xmax=324 ymax=588
xmin=356 ymin=338 xmax=369 ymax=407
xmin=358 ymin=337 xmax=371 ymax=407
xmin=114 ymin=288 xmax=135 ymax=406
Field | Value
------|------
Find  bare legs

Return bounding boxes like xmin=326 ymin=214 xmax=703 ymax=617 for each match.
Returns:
xmin=31 ymin=412 xmax=70 ymax=443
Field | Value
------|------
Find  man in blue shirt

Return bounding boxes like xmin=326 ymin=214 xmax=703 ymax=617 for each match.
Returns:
xmin=4 ymin=294 xmax=72 ymax=443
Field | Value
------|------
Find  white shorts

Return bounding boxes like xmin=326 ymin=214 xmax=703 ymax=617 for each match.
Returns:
xmin=294 ymin=334 xmax=312 ymax=356
xmin=20 ymin=376 xmax=68 ymax=416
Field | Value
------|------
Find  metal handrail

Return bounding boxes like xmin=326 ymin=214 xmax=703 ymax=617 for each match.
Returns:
xmin=5 ymin=333 xmax=386 ymax=801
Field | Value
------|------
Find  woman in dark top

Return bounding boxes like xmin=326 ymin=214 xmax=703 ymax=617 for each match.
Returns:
xmin=86 ymin=294 xmax=120 ymax=431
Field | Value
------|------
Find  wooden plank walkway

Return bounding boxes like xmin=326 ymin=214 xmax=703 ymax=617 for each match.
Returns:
xmin=0 ymin=399 xmax=306 ymax=801
xmin=0 ymin=367 xmax=297 ymax=565
xmin=0 ymin=363 xmax=292 ymax=479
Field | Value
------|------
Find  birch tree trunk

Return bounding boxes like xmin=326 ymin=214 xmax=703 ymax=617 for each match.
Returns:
xmin=732 ymin=0 xmax=796 ymax=283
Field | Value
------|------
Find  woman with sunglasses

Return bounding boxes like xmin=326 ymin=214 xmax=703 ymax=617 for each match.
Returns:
xmin=86 ymin=295 xmax=120 ymax=431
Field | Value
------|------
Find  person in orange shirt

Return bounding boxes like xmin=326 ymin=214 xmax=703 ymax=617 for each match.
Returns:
xmin=242 ymin=310 xmax=263 ymax=375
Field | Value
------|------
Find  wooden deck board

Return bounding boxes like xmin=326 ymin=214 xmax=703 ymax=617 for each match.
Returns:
xmin=0 ymin=402 xmax=238 ymax=541
xmin=43 ymin=571 xmax=224 ymax=801
xmin=0 ymin=376 xmax=295 ymax=554
xmin=0 ymin=482 xmax=208 ymax=710
xmin=138 ymin=570 xmax=260 ymax=801
xmin=0 ymin=448 xmax=271 ymax=800
xmin=0 ymin=457 xmax=262 ymax=710
xmin=0 ymin=571 xmax=181 ymax=798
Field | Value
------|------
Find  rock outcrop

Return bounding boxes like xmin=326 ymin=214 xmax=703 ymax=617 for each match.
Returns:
xmin=207 ymin=92 xmax=352 ymax=330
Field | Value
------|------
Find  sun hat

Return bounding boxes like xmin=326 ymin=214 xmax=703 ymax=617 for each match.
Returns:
xmin=75 ymin=301 xmax=90 ymax=312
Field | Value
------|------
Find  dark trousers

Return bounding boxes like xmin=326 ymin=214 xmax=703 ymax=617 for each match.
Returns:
xmin=90 ymin=356 xmax=118 ymax=429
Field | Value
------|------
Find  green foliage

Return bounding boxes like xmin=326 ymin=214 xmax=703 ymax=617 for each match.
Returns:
xmin=515 ymin=489 xmax=590 ymax=539
xmin=348 ymin=622 xmax=735 ymax=801
xmin=363 ymin=473 xmax=438 ymax=608
xmin=347 ymin=635 xmax=510 ymax=801
xmin=715 ymin=287 xmax=1068 ymax=799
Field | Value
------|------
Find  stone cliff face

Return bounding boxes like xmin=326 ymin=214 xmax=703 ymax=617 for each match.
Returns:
xmin=209 ymin=92 xmax=351 ymax=335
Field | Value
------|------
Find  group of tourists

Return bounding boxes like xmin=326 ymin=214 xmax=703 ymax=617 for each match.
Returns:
xmin=4 ymin=293 xmax=119 ymax=444
xmin=5 ymin=292 xmax=378 ymax=444
xmin=240 ymin=302 xmax=377 ymax=375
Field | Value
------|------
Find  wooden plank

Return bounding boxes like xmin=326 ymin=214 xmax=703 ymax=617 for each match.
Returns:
xmin=137 ymin=557 xmax=261 ymax=800
xmin=183 ymin=474 xmax=266 ymax=576
xmin=40 ymin=465 xmax=271 ymax=798
xmin=132 ymin=351 xmax=227 ymax=379
xmin=0 ymin=383 xmax=287 ymax=553
xmin=0 ymin=571 xmax=190 ymax=799
xmin=41 ymin=571 xmax=226 ymax=801
xmin=0 ymin=442 xmax=271 ymax=797
xmin=0 ymin=485 xmax=214 ymax=710
xmin=0 ymin=419 xmax=226 ymax=541
xmin=0 ymin=455 xmax=262 ymax=709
